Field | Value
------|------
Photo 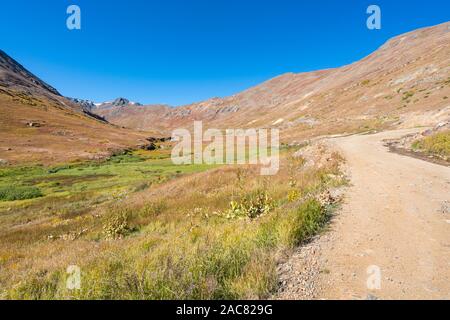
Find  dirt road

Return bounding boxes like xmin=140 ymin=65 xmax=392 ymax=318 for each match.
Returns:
xmin=314 ymin=129 xmax=450 ymax=299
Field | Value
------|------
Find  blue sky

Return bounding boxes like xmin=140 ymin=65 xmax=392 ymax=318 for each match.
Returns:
xmin=1 ymin=0 xmax=449 ymax=106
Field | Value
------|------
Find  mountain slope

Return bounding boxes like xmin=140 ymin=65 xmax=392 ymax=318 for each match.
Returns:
xmin=0 ymin=50 xmax=60 ymax=97
xmin=0 ymin=51 xmax=151 ymax=165
xmin=93 ymin=99 xmax=172 ymax=131
xmin=95 ymin=22 xmax=450 ymax=140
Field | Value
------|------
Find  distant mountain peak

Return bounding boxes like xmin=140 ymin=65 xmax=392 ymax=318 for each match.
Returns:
xmin=67 ymin=97 xmax=96 ymax=111
xmin=112 ymin=97 xmax=130 ymax=106
xmin=94 ymin=98 xmax=143 ymax=110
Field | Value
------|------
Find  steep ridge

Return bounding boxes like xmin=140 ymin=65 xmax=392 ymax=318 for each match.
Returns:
xmin=0 ymin=49 xmax=60 ymax=97
xmin=95 ymin=22 xmax=450 ymax=139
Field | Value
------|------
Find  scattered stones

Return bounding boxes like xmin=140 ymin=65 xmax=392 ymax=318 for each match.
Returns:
xmin=47 ymin=228 xmax=88 ymax=241
xmin=0 ymin=159 xmax=8 ymax=165
xmin=294 ymin=142 xmax=339 ymax=169
xmin=317 ymin=190 xmax=338 ymax=208
xmin=275 ymin=233 xmax=330 ymax=300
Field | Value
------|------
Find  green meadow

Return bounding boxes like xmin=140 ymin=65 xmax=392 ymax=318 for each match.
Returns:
xmin=0 ymin=149 xmax=213 ymax=231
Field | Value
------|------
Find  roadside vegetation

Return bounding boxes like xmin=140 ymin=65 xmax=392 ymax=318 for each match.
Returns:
xmin=0 ymin=144 xmax=345 ymax=299
xmin=412 ymin=130 xmax=450 ymax=161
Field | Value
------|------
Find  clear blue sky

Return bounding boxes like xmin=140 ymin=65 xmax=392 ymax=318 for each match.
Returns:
xmin=1 ymin=0 xmax=449 ymax=106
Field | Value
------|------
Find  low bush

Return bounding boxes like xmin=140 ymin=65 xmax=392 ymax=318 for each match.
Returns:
xmin=0 ymin=186 xmax=43 ymax=201
xmin=285 ymin=199 xmax=329 ymax=247
xmin=412 ymin=130 xmax=450 ymax=158
xmin=225 ymin=189 xmax=274 ymax=219
xmin=103 ymin=210 xmax=133 ymax=239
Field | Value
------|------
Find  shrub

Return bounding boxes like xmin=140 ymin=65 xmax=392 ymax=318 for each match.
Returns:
xmin=287 ymin=190 xmax=300 ymax=202
xmin=402 ymin=91 xmax=415 ymax=101
xmin=103 ymin=210 xmax=133 ymax=239
xmin=107 ymin=151 xmax=144 ymax=164
xmin=138 ymin=200 xmax=167 ymax=218
xmin=225 ymin=190 xmax=274 ymax=219
xmin=412 ymin=130 xmax=450 ymax=158
xmin=280 ymin=199 xmax=328 ymax=247
xmin=0 ymin=186 xmax=43 ymax=201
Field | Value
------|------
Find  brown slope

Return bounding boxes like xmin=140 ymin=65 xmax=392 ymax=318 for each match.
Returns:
xmin=0 ymin=51 xmax=151 ymax=165
xmin=96 ymin=21 xmax=450 ymax=139
xmin=94 ymin=103 xmax=172 ymax=131
xmin=0 ymin=49 xmax=60 ymax=97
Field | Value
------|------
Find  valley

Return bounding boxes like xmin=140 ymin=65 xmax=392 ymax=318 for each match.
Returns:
xmin=0 ymin=21 xmax=449 ymax=300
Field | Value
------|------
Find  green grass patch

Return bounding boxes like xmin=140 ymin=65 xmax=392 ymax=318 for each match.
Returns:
xmin=402 ymin=90 xmax=415 ymax=101
xmin=0 ymin=148 xmax=215 ymax=238
xmin=0 ymin=186 xmax=43 ymax=202
xmin=0 ymin=149 xmax=212 ymax=207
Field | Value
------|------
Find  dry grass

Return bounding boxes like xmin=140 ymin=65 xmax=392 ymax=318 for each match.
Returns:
xmin=412 ymin=130 xmax=450 ymax=160
xmin=0 ymin=147 xmax=345 ymax=300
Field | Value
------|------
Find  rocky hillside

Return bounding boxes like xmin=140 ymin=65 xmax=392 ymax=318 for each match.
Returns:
xmin=0 ymin=49 xmax=60 ymax=97
xmin=92 ymin=22 xmax=450 ymax=141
